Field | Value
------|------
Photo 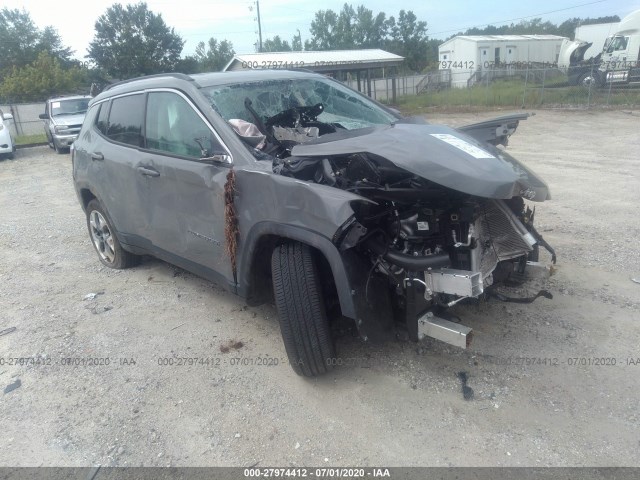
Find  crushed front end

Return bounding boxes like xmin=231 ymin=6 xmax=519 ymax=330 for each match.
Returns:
xmin=282 ymin=122 xmax=556 ymax=348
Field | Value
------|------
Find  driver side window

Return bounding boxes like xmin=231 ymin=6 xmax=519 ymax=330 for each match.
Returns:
xmin=146 ymin=92 xmax=221 ymax=159
xmin=607 ymin=36 xmax=628 ymax=53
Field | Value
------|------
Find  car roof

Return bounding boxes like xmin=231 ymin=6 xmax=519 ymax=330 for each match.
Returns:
xmin=191 ymin=69 xmax=322 ymax=87
xmin=91 ymin=69 xmax=323 ymax=105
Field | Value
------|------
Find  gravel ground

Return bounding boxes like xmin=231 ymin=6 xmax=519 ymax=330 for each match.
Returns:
xmin=0 ymin=110 xmax=639 ymax=467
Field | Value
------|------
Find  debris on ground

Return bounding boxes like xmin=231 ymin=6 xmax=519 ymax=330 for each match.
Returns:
xmin=83 ymin=291 xmax=105 ymax=301
xmin=4 ymin=379 xmax=21 ymax=394
xmin=457 ymin=371 xmax=474 ymax=401
xmin=220 ymin=340 xmax=244 ymax=353
xmin=0 ymin=326 xmax=16 ymax=337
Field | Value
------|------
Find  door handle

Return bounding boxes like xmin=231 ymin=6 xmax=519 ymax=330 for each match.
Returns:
xmin=137 ymin=166 xmax=160 ymax=177
xmin=91 ymin=152 xmax=104 ymax=161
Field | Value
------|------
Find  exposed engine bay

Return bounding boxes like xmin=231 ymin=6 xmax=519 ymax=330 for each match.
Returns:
xmin=228 ymin=92 xmax=556 ymax=346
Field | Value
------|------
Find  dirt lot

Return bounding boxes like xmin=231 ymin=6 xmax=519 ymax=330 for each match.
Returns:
xmin=0 ymin=110 xmax=639 ymax=467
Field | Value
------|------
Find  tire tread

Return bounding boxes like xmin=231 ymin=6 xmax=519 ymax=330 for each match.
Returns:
xmin=271 ymin=242 xmax=335 ymax=377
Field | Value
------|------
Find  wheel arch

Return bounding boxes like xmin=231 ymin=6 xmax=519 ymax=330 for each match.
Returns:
xmin=237 ymin=222 xmax=357 ymax=319
xmin=79 ymin=187 xmax=97 ymax=211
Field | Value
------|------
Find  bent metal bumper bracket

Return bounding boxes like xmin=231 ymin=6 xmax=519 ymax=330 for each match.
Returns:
xmin=418 ymin=311 xmax=473 ymax=349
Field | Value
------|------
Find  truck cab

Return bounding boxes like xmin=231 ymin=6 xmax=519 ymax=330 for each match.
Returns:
xmin=559 ymin=9 xmax=640 ymax=86
xmin=599 ymin=9 xmax=640 ymax=85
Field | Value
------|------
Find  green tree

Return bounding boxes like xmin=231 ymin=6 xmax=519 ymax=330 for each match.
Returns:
xmin=386 ymin=10 xmax=429 ymax=72
xmin=193 ymin=38 xmax=235 ymax=72
xmin=336 ymin=4 xmax=356 ymax=48
xmin=305 ymin=9 xmax=339 ymax=50
xmin=0 ymin=8 xmax=74 ymax=77
xmin=175 ymin=56 xmax=200 ymax=74
xmin=0 ymin=52 xmax=87 ymax=102
xmin=263 ymin=35 xmax=292 ymax=52
xmin=305 ymin=5 xmax=430 ymax=71
xmin=557 ymin=15 xmax=620 ymax=39
xmin=292 ymin=32 xmax=303 ymax=51
xmin=353 ymin=6 xmax=387 ymax=48
xmin=461 ymin=15 xmax=621 ymax=40
xmin=88 ymin=2 xmax=184 ymax=79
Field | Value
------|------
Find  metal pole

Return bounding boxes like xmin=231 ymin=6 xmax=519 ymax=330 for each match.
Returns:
xmin=587 ymin=64 xmax=594 ymax=108
xmin=541 ymin=68 xmax=546 ymax=106
xmin=392 ymin=75 xmax=396 ymax=104
xmin=522 ymin=63 xmax=529 ymax=108
xmin=256 ymin=0 xmax=263 ymax=53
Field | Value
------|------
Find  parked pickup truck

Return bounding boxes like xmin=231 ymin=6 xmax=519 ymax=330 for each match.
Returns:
xmin=40 ymin=95 xmax=91 ymax=153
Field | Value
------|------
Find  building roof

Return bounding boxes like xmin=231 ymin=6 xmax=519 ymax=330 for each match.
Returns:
xmin=224 ymin=49 xmax=404 ymax=72
xmin=440 ymin=34 xmax=566 ymax=47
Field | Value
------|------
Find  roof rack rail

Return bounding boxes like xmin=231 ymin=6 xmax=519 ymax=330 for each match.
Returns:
xmin=103 ymin=73 xmax=195 ymax=92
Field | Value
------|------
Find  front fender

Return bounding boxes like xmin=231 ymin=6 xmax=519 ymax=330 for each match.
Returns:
xmin=237 ymin=222 xmax=357 ymax=319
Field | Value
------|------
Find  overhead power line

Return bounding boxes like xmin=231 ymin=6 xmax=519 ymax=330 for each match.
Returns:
xmin=428 ymin=0 xmax=609 ymax=37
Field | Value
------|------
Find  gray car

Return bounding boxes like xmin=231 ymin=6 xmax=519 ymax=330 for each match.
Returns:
xmin=72 ymin=70 xmax=555 ymax=376
xmin=40 ymin=95 xmax=91 ymax=153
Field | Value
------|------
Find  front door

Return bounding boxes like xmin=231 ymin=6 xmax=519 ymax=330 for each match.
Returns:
xmin=141 ymin=90 xmax=233 ymax=280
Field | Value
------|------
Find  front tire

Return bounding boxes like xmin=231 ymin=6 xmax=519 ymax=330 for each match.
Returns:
xmin=271 ymin=242 xmax=335 ymax=377
xmin=54 ymin=139 xmax=66 ymax=154
xmin=86 ymin=199 xmax=139 ymax=269
xmin=579 ymin=71 xmax=601 ymax=88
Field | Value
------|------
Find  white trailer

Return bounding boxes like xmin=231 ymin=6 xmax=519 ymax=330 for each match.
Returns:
xmin=438 ymin=35 xmax=566 ymax=87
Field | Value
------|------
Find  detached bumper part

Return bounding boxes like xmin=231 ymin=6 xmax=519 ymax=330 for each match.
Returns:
xmin=418 ymin=311 xmax=473 ymax=349
xmin=426 ymin=268 xmax=483 ymax=298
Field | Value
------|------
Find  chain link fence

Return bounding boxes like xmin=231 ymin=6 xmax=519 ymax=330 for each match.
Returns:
xmin=395 ymin=66 xmax=640 ymax=109
xmin=1 ymin=102 xmax=45 ymax=138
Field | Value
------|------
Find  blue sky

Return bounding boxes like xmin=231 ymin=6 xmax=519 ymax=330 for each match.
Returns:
xmin=5 ymin=0 xmax=640 ymax=59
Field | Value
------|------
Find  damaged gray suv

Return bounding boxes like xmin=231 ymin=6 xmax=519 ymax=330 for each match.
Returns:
xmin=72 ymin=70 xmax=555 ymax=376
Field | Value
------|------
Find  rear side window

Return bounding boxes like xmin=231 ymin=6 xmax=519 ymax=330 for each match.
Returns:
xmin=106 ymin=94 xmax=145 ymax=147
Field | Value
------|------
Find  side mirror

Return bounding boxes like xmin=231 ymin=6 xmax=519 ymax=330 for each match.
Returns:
xmin=39 ymin=113 xmax=49 ymax=120
xmin=2 ymin=113 xmax=13 ymax=121
xmin=198 ymin=153 xmax=232 ymax=165
xmin=194 ymin=136 xmax=232 ymax=164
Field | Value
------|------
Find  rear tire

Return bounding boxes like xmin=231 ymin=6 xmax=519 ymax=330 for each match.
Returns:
xmin=271 ymin=242 xmax=335 ymax=377
xmin=86 ymin=199 xmax=139 ymax=269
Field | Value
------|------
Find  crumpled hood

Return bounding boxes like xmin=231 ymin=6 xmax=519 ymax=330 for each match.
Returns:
xmin=291 ymin=123 xmax=550 ymax=201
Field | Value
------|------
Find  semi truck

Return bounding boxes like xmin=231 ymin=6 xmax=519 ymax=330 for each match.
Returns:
xmin=558 ymin=9 xmax=640 ymax=86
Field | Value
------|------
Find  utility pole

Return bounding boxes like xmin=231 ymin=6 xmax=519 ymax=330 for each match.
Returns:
xmin=256 ymin=0 xmax=263 ymax=53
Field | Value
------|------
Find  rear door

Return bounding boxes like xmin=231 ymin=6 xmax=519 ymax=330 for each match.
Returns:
xmin=141 ymin=90 xmax=233 ymax=280
xmin=92 ymin=93 xmax=150 ymax=246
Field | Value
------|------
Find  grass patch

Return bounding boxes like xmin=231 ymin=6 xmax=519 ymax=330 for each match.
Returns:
xmin=15 ymin=133 xmax=47 ymax=146
xmin=395 ymin=78 xmax=640 ymax=114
